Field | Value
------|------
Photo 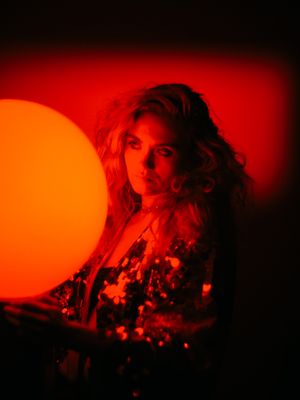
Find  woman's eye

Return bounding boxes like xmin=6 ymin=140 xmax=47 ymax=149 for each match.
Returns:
xmin=156 ymin=148 xmax=174 ymax=157
xmin=127 ymin=140 xmax=140 ymax=150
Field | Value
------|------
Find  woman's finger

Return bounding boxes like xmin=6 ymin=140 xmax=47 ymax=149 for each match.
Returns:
xmin=3 ymin=313 xmax=21 ymax=327
xmin=4 ymin=312 xmax=50 ymax=341
xmin=3 ymin=304 xmax=54 ymax=325
xmin=5 ymin=300 xmax=62 ymax=320
xmin=35 ymin=293 xmax=60 ymax=306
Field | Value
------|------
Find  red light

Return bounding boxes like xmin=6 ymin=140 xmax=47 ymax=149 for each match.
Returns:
xmin=0 ymin=49 xmax=294 ymax=202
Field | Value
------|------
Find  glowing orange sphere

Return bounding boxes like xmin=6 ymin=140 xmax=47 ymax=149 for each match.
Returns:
xmin=0 ymin=99 xmax=108 ymax=299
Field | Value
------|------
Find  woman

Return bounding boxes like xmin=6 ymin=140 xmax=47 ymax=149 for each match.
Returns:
xmin=3 ymin=83 xmax=252 ymax=399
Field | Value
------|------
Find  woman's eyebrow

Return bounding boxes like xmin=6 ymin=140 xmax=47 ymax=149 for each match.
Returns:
xmin=126 ymin=133 xmax=140 ymax=141
xmin=126 ymin=132 xmax=179 ymax=148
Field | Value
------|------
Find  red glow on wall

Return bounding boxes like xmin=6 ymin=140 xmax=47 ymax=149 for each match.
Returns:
xmin=0 ymin=48 xmax=294 ymax=202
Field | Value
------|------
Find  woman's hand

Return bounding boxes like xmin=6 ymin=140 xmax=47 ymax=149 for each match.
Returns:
xmin=2 ymin=294 xmax=65 ymax=344
xmin=2 ymin=294 xmax=106 ymax=354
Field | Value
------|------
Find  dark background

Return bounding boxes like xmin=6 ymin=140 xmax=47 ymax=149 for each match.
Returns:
xmin=1 ymin=2 xmax=299 ymax=399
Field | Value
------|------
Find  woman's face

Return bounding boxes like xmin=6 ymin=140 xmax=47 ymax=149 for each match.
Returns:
xmin=124 ymin=112 xmax=182 ymax=197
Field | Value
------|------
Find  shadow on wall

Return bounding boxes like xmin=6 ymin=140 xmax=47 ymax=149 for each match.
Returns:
xmin=215 ymin=169 xmax=300 ymax=400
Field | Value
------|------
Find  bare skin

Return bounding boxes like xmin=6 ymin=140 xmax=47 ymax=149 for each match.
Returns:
xmin=104 ymin=210 xmax=154 ymax=267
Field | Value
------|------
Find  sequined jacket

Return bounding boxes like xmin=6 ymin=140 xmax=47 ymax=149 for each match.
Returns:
xmin=51 ymin=225 xmax=228 ymax=398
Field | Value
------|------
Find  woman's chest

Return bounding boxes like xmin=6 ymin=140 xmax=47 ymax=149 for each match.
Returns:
xmin=105 ymin=218 xmax=151 ymax=267
xmin=87 ymin=261 xmax=146 ymax=329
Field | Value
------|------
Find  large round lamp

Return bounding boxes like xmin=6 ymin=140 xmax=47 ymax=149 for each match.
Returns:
xmin=0 ymin=99 xmax=108 ymax=299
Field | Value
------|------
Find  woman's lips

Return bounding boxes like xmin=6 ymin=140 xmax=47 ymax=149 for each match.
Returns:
xmin=136 ymin=174 xmax=156 ymax=182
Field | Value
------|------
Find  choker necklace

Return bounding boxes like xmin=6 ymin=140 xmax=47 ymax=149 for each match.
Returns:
xmin=140 ymin=204 xmax=160 ymax=214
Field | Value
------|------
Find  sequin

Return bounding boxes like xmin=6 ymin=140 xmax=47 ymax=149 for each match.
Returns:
xmin=122 ymin=257 xmax=129 ymax=267
xmin=202 ymin=282 xmax=212 ymax=297
xmin=165 ymin=256 xmax=181 ymax=268
xmin=134 ymin=327 xmax=144 ymax=336
xmin=116 ymin=326 xmax=128 ymax=340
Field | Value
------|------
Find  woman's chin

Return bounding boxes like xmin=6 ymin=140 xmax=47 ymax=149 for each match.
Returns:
xmin=132 ymin=186 xmax=161 ymax=197
xmin=130 ymin=181 xmax=157 ymax=195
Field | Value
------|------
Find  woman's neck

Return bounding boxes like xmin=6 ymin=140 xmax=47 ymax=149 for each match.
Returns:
xmin=141 ymin=194 xmax=164 ymax=213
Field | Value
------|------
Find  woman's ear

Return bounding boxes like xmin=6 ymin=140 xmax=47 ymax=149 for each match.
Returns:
xmin=202 ymin=178 xmax=215 ymax=193
xmin=170 ymin=175 xmax=185 ymax=193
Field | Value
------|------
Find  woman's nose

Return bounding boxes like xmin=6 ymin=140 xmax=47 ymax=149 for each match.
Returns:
xmin=141 ymin=150 xmax=155 ymax=169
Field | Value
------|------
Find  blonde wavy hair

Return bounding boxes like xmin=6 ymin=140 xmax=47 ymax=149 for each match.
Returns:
xmin=92 ymin=83 xmax=253 ymax=258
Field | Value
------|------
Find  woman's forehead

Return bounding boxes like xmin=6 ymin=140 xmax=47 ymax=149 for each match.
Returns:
xmin=130 ymin=112 xmax=181 ymax=145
